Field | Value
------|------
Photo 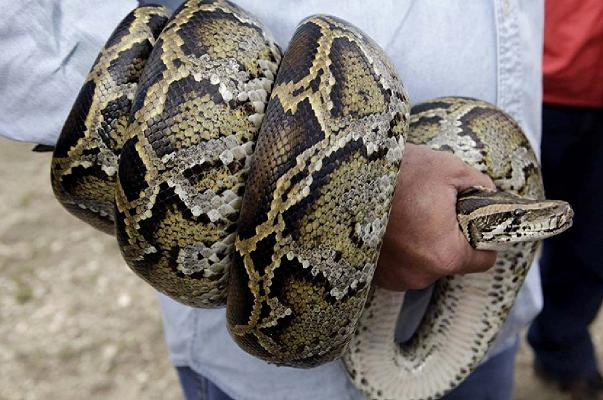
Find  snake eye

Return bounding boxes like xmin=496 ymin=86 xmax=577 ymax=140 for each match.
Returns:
xmin=513 ymin=209 xmax=526 ymax=217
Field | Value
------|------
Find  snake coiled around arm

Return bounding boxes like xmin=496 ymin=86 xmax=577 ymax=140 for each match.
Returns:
xmin=49 ymin=2 xmax=573 ymax=399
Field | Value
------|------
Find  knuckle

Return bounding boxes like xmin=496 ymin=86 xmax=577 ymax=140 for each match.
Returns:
xmin=404 ymin=274 xmax=435 ymax=290
xmin=429 ymin=246 xmax=462 ymax=274
xmin=443 ymin=255 xmax=463 ymax=274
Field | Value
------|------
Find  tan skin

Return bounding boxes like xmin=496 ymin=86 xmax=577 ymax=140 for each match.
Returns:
xmin=374 ymin=143 xmax=498 ymax=291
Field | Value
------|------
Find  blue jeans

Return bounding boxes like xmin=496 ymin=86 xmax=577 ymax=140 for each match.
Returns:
xmin=527 ymin=104 xmax=603 ymax=380
xmin=176 ymin=341 xmax=519 ymax=400
xmin=177 ymin=367 xmax=231 ymax=400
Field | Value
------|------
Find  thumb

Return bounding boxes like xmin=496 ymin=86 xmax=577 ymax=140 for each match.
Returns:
xmin=458 ymin=227 xmax=498 ymax=273
xmin=449 ymin=156 xmax=498 ymax=271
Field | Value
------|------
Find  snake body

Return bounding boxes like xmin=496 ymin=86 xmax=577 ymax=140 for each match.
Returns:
xmin=113 ymin=1 xmax=281 ymax=307
xmin=51 ymin=6 xmax=169 ymax=234
xmin=50 ymin=2 xmax=573 ymax=399
xmin=225 ymin=14 xmax=408 ymax=366
xmin=344 ymin=98 xmax=573 ymax=399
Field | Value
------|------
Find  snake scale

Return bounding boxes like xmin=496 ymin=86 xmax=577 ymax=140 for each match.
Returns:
xmin=49 ymin=1 xmax=573 ymax=399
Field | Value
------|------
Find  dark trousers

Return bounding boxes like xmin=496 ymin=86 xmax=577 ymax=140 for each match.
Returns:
xmin=176 ymin=341 xmax=519 ymax=400
xmin=528 ymin=104 xmax=603 ymax=380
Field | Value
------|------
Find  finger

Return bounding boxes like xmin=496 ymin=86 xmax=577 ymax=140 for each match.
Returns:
xmin=450 ymin=157 xmax=497 ymax=192
xmin=452 ymin=227 xmax=497 ymax=273
xmin=462 ymin=246 xmax=497 ymax=273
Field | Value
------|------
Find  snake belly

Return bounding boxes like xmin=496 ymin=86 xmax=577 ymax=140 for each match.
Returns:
xmin=226 ymin=15 xmax=409 ymax=367
xmin=344 ymin=97 xmax=550 ymax=400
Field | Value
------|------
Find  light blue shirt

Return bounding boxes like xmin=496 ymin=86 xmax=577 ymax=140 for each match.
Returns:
xmin=0 ymin=1 xmax=544 ymax=399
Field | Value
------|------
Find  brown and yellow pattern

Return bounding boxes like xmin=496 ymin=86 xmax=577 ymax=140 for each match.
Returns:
xmin=344 ymin=97 xmax=573 ymax=400
xmin=225 ymin=15 xmax=408 ymax=367
xmin=51 ymin=5 xmax=169 ymax=233
xmin=113 ymin=1 xmax=281 ymax=307
xmin=49 ymin=3 xmax=574 ymax=398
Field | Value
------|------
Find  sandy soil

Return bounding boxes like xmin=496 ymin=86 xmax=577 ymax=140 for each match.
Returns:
xmin=0 ymin=138 xmax=600 ymax=400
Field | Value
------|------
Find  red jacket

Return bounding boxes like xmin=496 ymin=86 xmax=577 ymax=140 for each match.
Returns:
xmin=543 ymin=0 xmax=603 ymax=108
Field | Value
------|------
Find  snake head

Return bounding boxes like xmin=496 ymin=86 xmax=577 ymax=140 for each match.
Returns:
xmin=456 ymin=187 xmax=574 ymax=251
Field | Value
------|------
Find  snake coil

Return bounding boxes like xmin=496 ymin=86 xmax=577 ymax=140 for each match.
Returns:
xmin=50 ymin=2 xmax=573 ymax=399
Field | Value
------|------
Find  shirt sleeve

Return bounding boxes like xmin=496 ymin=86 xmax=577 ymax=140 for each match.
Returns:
xmin=0 ymin=0 xmax=137 ymax=145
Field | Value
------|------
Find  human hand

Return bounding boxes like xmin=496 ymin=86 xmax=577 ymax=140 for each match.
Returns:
xmin=374 ymin=143 xmax=497 ymax=291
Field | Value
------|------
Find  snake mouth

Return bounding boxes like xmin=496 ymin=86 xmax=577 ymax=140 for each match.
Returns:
xmin=528 ymin=217 xmax=573 ymax=239
xmin=509 ymin=220 xmax=572 ymax=240
xmin=475 ymin=206 xmax=574 ymax=251
xmin=516 ymin=216 xmax=573 ymax=238
xmin=539 ymin=204 xmax=574 ymax=236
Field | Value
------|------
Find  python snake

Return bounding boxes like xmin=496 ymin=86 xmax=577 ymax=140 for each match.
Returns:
xmin=49 ymin=1 xmax=573 ymax=399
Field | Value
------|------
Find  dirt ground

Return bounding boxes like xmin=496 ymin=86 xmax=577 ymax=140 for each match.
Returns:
xmin=0 ymin=138 xmax=600 ymax=400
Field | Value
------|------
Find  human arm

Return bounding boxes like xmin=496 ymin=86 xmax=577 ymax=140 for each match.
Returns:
xmin=0 ymin=0 xmax=137 ymax=145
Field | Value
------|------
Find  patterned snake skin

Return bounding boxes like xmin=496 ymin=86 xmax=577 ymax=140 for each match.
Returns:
xmin=51 ymin=6 xmax=169 ymax=234
xmin=113 ymin=1 xmax=281 ymax=307
xmin=50 ymin=2 xmax=573 ymax=399
xmin=344 ymin=98 xmax=573 ymax=400
xmin=225 ymin=14 xmax=408 ymax=367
